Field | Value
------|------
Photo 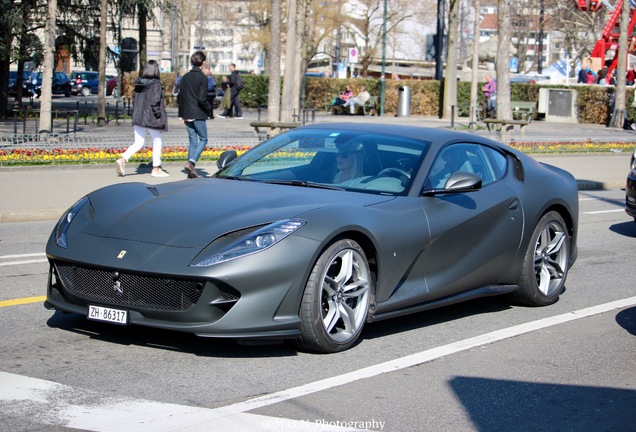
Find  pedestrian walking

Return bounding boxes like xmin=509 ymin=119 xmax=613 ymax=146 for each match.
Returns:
xmin=177 ymin=51 xmax=214 ymax=178
xmin=217 ymin=76 xmax=231 ymax=114
xmin=218 ymin=63 xmax=243 ymax=119
xmin=115 ymin=60 xmax=169 ymax=178
xmin=203 ymin=64 xmax=217 ymax=116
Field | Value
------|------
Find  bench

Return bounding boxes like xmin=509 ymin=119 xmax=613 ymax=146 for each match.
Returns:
xmin=483 ymin=118 xmax=530 ymax=135
xmin=511 ymin=101 xmax=537 ymax=122
xmin=250 ymin=121 xmax=302 ymax=138
xmin=330 ymin=95 xmax=379 ymax=116
xmin=361 ymin=96 xmax=378 ymax=116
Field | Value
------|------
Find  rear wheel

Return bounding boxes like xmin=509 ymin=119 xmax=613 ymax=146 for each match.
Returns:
xmin=514 ymin=211 xmax=570 ymax=306
xmin=112 ymin=87 xmax=119 ymax=98
xmin=297 ymin=239 xmax=372 ymax=353
xmin=81 ymin=86 xmax=91 ymax=97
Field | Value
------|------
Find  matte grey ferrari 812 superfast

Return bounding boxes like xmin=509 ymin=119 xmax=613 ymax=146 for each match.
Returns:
xmin=45 ymin=123 xmax=579 ymax=353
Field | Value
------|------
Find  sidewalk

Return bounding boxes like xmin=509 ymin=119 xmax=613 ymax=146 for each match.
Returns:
xmin=0 ymin=109 xmax=633 ymax=223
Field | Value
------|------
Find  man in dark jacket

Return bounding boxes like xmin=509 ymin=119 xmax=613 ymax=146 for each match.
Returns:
xmin=218 ymin=63 xmax=243 ymax=119
xmin=178 ymin=51 xmax=213 ymax=178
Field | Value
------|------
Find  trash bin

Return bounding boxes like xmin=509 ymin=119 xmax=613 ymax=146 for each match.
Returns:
xmin=397 ymin=86 xmax=411 ymax=117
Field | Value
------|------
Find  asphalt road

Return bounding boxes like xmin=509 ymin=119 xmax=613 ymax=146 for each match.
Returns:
xmin=0 ymin=188 xmax=635 ymax=431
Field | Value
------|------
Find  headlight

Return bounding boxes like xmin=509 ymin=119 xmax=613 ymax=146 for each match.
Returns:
xmin=190 ymin=219 xmax=306 ymax=267
xmin=55 ymin=196 xmax=89 ymax=248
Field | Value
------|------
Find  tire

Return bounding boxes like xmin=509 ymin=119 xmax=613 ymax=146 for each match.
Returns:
xmin=297 ymin=239 xmax=373 ymax=353
xmin=513 ymin=211 xmax=570 ymax=306
xmin=81 ymin=86 xmax=91 ymax=97
xmin=112 ymin=88 xmax=119 ymax=99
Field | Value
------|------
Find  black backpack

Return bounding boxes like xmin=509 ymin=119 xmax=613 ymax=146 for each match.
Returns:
xmin=235 ymin=73 xmax=244 ymax=91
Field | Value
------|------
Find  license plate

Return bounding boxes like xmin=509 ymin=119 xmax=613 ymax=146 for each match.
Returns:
xmin=88 ymin=305 xmax=128 ymax=325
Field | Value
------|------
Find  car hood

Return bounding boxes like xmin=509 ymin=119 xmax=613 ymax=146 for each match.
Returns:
xmin=82 ymin=178 xmax=393 ymax=248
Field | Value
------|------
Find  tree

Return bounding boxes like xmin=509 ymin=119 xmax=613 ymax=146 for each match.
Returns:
xmin=267 ymin=0 xmax=282 ymax=122
xmin=0 ymin=0 xmax=18 ymax=117
xmin=469 ymin=0 xmax=480 ymax=127
xmin=443 ymin=0 xmax=460 ymax=119
xmin=346 ymin=0 xmax=413 ymax=77
xmin=39 ymin=0 xmax=57 ymax=133
xmin=496 ymin=0 xmax=512 ymax=120
xmin=0 ymin=0 xmax=48 ymax=115
xmin=97 ymin=0 xmax=108 ymax=126
xmin=543 ymin=0 xmax=604 ymax=64
xmin=609 ymin=0 xmax=630 ymax=128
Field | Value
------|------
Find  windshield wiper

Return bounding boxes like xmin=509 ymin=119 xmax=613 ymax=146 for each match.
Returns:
xmin=218 ymin=175 xmax=245 ymax=181
xmin=262 ymin=179 xmax=345 ymax=190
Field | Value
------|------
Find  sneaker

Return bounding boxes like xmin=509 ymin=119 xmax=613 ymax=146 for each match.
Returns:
xmin=234 ymin=116 xmax=244 ymax=119
xmin=217 ymin=114 xmax=226 ymax=119
xmin=115 ymin=159 xmax=125 ymax=177
xmin=151 ymin=168 xmax=169 ymax=178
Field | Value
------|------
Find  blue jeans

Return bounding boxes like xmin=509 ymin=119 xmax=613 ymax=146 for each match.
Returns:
xmin=185 ymin=119 xmax=208 ymax=163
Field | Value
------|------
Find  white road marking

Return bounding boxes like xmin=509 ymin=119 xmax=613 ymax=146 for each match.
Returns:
xmin=0 ymin=259 xmax=48 ymax=266
xmin=583 ymin=209 xmax=626 ymax=214
xmin=0 ymin=253 xmax=46 ymax=259
xmin=1 ymin=296 xmax=635 ymax=431
xmin=0 ymin=253 xmax=47 ymax=266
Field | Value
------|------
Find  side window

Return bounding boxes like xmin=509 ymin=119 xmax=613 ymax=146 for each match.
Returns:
xmin=481 ymin=146 xmax=507 ymax=182
xmin=426 ymin=143 xmax=506 ymax=189
xmin=427 ymin=144 xmax=476 ymax=189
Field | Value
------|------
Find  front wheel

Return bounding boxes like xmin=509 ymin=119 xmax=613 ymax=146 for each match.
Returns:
xmin=297 ymin=239 xmax=373 ymax=353
xmin=514 ymin=211 xmax=570 ymax=306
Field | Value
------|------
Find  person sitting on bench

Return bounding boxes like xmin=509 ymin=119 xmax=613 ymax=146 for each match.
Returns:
xmin=342 ymin=86 xmax=371 ymax=115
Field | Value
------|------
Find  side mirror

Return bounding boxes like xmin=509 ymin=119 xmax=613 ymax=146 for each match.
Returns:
xmin=423 ymin=172 xmax=482 ymax=196
xmin=216 ymin=150 xmax=237 ymax=169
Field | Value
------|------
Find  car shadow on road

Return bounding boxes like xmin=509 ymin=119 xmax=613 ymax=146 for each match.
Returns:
xmin=46 ymin=311 xmax=298 ymax=358
xmin=616 ymin=307 xmax=636 ymax=336
xmin=46 ymin=297 xmax=513 ymax=357
xmin=609 ymin=220 xmax=636 ymax=237
xmin=362 ymin=297 xmax=512 ymax=341
xmin=450 ymin=376 xmax=636 ymax=431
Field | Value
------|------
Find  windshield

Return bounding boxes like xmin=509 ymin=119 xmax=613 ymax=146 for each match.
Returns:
xmin=216 ymin=129 xmax=429 ymax=195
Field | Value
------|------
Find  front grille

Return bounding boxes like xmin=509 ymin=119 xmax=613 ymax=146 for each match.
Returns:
xmin=54 ymin=263 xmax=205 ymax=311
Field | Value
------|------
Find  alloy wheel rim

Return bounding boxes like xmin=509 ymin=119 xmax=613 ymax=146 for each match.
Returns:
xmin=320 ymin=249 xmax=370 ymax=343
xmin=533 ymin=221 xmax=568 ymax=296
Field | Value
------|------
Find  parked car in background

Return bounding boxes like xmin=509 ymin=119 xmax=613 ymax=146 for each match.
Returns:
xmin=8 ymin=70 xmax=33 ymax=96
xmin=34 ymin=72 xmax=72 ymax=98
xmin=106 ymin=76 xmax=127 ymax=98
xmin=70 ymin=71 xmax=100 ymax=96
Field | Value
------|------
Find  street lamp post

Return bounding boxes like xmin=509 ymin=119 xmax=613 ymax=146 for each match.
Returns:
xmin=538 ymin=0 xmax=544 ymax=74
xmin=199 ymin=0 xmax=204 ymax=51
xmin=171 ymin=0 xmax=176 ymax=72
xmin=380 ymin=0 xmax=387 ymax=116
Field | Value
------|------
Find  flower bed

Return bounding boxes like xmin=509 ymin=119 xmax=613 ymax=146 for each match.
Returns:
xmin=0 ymin=145 xmax=252 ymax=165
xmin=0 ymin=142 xmax=634 ymax=165
xmin=507 ymin=141 xmax=635 ymax=153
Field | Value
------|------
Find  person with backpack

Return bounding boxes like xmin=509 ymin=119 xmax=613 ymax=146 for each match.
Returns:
xmin=115 ymin=60 xmax=169 ymax=178
xmin=218 ymin=63 xmax=243 ymax=119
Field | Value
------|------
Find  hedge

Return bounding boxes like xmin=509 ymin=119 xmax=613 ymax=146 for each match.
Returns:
xmin=119 ymin=72 xmax=634 ymax=125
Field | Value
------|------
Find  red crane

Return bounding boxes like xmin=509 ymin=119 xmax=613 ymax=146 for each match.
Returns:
xmin=575 ymin=0 xmax=636 ymax=76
